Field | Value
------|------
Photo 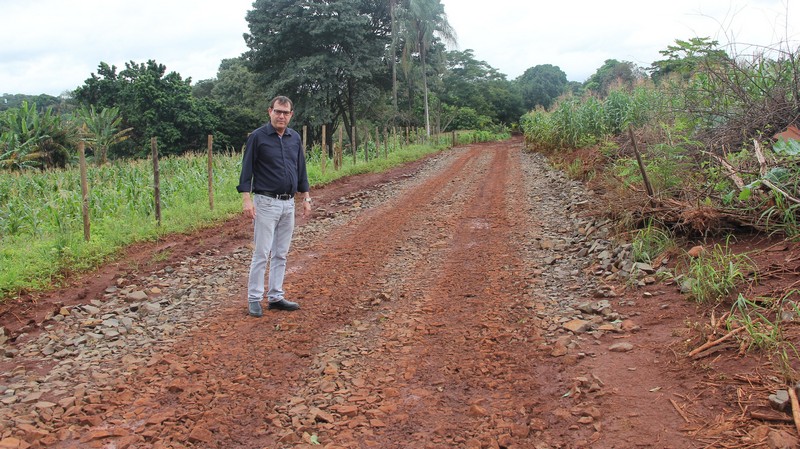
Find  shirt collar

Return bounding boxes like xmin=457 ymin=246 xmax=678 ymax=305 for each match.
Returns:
xmin=266 ymin=122 xmax=292 ymax=137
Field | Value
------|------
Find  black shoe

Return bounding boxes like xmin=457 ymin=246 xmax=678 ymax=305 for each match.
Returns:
xmin=268 ymin=298 xmax=300 ymax=311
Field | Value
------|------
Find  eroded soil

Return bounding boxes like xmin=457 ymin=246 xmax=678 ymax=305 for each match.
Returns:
xmin=2 ymin=137 xmax=800 ymax=449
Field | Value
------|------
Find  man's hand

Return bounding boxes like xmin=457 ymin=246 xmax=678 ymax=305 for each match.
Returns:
xmin=242 ymin=193 xmax=255 ymax=219
xmin=302 ymin=200 xmax=312 ymax=218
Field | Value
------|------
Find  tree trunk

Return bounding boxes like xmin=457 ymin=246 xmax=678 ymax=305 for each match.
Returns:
xmin=390 ymin=0 xmax=398 ymax=118
xmin=421 ymin=45 xmax=431 ymax=137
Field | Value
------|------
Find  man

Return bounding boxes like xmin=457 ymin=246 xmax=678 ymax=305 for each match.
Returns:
xmin=237 ymin=95 xmax=312 ymax=317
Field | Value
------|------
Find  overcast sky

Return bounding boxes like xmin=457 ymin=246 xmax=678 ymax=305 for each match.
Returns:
xmin=1 ymin=0 xmax=797 ymax=97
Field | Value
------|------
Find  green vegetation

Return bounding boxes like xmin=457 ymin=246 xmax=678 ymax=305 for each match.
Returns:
xmin=521 ymin=38 xmax=800 ymax=237
xmin=630 ymin=220 xmax=676 ymax=264
xmin=684 ymin=241 xmax=753 ymax=304
xmin=727 ymin=292 xmax=800 ymax=380
xmin=517 ymin=36 xmax=799 ymax=374
xmin=0 ymin=153 xmax=242 ymax=298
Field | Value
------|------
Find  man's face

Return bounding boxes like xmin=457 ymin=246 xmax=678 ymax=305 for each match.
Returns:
xmin=269 ymin=102 xmax=293 ymax=132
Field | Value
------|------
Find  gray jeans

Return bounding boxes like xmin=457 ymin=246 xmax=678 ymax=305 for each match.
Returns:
xmin=247 ymin=194 xmax=295 ymax=303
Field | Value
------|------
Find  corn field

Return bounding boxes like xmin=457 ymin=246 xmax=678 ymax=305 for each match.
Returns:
xmin=0 ymin=152 xmax=244 ymax=297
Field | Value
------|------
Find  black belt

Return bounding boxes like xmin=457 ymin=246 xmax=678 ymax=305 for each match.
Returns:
xmin=253 ymin=191 xmax=294 ymax=200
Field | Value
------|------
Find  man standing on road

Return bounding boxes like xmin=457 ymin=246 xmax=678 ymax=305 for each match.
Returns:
xmin=237 ymin=95 xmax=312 ymax=317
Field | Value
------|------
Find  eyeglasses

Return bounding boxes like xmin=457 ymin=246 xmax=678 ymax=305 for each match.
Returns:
xmin=272 ymin=109 xmax=292 ymax=116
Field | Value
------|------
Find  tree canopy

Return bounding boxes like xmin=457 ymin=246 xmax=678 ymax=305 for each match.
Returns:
xmin=244 ymin=0 xmax=392 ymax=145
xmin=73 ymin=60 xmax=254 ymax=156
xmin=516 ymin=64 xmax=569 ymax=111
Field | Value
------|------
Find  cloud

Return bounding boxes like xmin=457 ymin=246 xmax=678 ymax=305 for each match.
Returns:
xmin=0 ymin=0 xmax=796 ymax=95
xmin=440 ymin=0 xmax=798 ymax=81
xmin=0 ymin=0 xmax=253 ymax=96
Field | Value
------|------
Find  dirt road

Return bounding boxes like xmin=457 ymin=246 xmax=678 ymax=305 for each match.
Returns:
xmin=1 ymin=137 xmax=796 ymax=449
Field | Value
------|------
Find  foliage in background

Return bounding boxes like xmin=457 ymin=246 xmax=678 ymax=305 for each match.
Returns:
xmin=520 ymin=83 xmax=662 ymax=153
xmin=0 ymin=101 xmax=74 ymax=169
xmin=516 ymin=64 xmax=569 ymax=111
xmin=73 ymin=61 xmax=229 ymax=158
xmin=75 ymin=105 xmax=133 ymax=165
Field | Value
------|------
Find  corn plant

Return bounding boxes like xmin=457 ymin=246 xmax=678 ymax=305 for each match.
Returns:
xmin=0 ymin=151 xmax=244 ymax=298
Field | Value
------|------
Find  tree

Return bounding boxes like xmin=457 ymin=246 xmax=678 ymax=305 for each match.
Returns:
xmin=0 ymin=94 xmax=61 ymax=112
xmin=0 ymin=101 xmax=72 ymax=169
xmin=209 ymin=57 xmax=268 ymax=113
xmin=74 ymin=60 xmax=219 ymax=156
xmin=584 ymin=59 xmax=645 ymax=96
xmin=245 ymin=0 xmax=392 ymax=148
xmin=649 ymin=37 xmax=729 ymax=83
xmin=440 ymin=49 xmax=523 ymax=128
xmin=516 ymin=64 xmax=568 ymax=111
xmin=390 ymin=0 xmax=400 ymax=115
xmin=76 ymin=105 xmax=133 ymax=165
xmin=400 ymin=0 xmax=456 ymax=136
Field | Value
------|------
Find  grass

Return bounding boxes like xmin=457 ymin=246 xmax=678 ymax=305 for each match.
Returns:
xmin=727 ymin=292 xmax=800 ymax=381
xmin=0 ymin=154 xmax=244 ymax=298
xmin=685 ymin=240 xmax=754 ymax=304
xmin=630 ymin=220 xmax=676 ymax=264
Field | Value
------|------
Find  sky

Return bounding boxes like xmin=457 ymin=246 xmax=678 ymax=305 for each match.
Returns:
xmin=0 ymin=0 xmax=797 ymax=97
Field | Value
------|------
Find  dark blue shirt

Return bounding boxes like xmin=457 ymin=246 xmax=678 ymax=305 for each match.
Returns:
xmin=237 ymin=122 xmax=309 ymax=195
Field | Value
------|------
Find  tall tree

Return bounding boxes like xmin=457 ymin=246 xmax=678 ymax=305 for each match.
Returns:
xmin=400 ymin=0 xmax=456 ymax=136
xmin=390 ymin=0 xmax=399 ymax=115
xmin=245 ymin=0 xmax=391 ymax=147
xmin=649 ymin=37 xmax=728 ymax=83
xmin=584 ymin=59 xmax=645 ymax=96
xmin=441 ymin=49 xmax=523 ymax=127
xmin=516 ymin=64 xmax=569 ymax=111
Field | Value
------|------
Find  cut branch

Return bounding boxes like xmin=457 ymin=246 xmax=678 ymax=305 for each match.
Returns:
xmin=753 ymin=139 xmax=767 ymax=176
xmin=628 ymin=125 xmax=655 ymax=201
xmin=702 ymin=150 xmax=745 ymax=191
xmin=689 ymin=327 xmax=746 ymax=358
xmin=670 ymin=398 xmax=691 ymax=423
xmin=789 ymin=386 xmax=800 ymax=436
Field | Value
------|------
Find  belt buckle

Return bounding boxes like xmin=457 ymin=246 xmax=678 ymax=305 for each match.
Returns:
xmin=277 ymin=193 xmax=291 ymax=200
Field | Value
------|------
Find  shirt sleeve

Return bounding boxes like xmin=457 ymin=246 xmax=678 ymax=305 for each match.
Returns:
xmin=297 ymin=138 xmax=310 ymax=193
xmin=237 ymin=133 xmax=257 ymax=193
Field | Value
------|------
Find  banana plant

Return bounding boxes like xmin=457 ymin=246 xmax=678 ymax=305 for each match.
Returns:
xmin=76 ymin=105 xmax=133 ymax=165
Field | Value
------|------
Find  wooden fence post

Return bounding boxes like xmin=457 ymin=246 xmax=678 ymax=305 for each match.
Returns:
xmin=375 ymin=126 xmax=380 ymax=159
xmin=364 ymin=127 xmax=370 ymax=163
xmin=321 ymin=124 xmax=327 ymax=175
xmin=337 ymin=126 xmax=343 ymax=170
xmin=151 ymin=137 xmax=162 ymax=227
xmin=207 ymin=134 xmax=214 ymax=211
xmin=303 ymin=125 xmax=308 ymax=157
xmin=78 ymin=141 xmax=90 ymax=242
xmin=384 ymin=127 xmax=388 ymax=158
xmin=352 ymin=126 xmax=357 ymax=165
